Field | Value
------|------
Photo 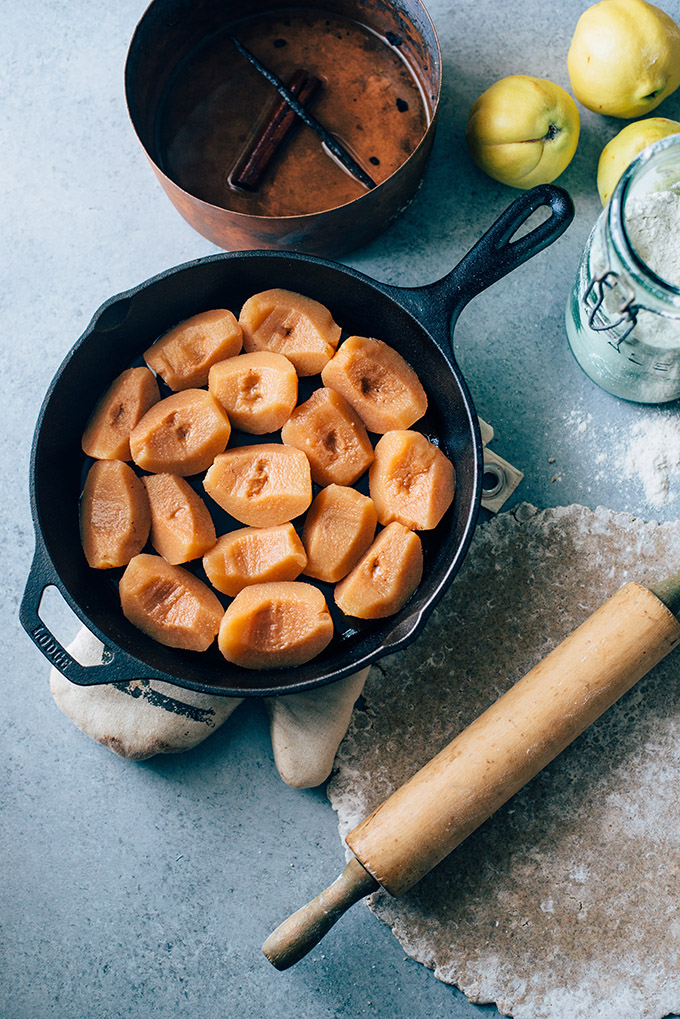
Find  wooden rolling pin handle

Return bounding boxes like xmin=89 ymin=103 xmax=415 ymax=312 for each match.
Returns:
xmin=262 ymin=857 xmax=377 ymax=970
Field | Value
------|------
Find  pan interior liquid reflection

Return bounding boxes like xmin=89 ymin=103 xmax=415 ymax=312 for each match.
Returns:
xmin=154 ymin=10 xmax=433 ymax=218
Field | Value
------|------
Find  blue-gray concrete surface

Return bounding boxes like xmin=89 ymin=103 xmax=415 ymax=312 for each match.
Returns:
xmin=3 ymin=1 xmax=680 ymax=1017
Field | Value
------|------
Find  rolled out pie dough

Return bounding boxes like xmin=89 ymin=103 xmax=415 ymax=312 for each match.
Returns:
xmin=329 ymin=504 xmax=680 ymax=1019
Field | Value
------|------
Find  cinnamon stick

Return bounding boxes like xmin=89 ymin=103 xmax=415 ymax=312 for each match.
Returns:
xmin=230 ymin=36 xmax=377 ymax=191
xmin=231 ymin=68 xmax=321 ymax=192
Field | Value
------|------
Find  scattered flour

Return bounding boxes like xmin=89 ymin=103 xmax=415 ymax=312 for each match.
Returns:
xmin=622 ymin=416 xmax=680 ymax=507
xmin=564 ymin=403 xmax=680 ymax=508
xmin=567 ymin=409 xmax=592 ymax=434
xmin=594 ymin=452 xmax=608 ymax=481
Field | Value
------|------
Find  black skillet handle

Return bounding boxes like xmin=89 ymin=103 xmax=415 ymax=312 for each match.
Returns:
xmin=423 ymin=184 xmax=575 ymax=333
xmin=20 ymin=541 xmax=163 ymax=687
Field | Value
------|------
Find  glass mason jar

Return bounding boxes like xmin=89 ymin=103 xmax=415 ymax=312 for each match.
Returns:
xmin=566 ymin=134 xmax=680 ymax=403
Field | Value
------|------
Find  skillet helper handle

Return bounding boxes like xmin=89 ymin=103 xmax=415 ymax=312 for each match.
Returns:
xmin=264 ymin=581 xmax=680 ymax=968
xmin=438 ymin=184 xmax=575 ymax=328
xmin=20 ymin=543 xmax=157 ymax=687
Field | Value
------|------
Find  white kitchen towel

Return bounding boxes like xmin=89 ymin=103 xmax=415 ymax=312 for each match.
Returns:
xmin=266 ymin=669 xmax=369 ymax=788
xmin=50 ymin=628 xmax=367 ymax=787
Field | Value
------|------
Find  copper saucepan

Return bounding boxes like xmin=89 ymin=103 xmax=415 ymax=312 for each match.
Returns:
xmin=125 ymin=0 xmax=442 ymax=257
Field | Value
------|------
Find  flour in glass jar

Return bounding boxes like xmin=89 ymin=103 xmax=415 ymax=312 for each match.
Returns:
xmin=565 ymin=180 xmax=680 ymax=504
xmin=624 ymin=182 xmax=680 ymax=346
xmin=615 ymin=183 xmax=680 ymax=505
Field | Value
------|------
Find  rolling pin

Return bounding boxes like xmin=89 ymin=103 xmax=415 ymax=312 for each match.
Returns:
xmin=262 ymin=573 xmax=680 ymax=969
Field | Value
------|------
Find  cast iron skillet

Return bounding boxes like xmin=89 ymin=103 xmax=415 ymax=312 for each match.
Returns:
xmin=20 ymin=184 xmax=574 ymax=697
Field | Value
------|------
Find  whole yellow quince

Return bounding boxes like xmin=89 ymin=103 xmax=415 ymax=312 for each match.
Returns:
xmin=466 ymin=76 xmax=580 ymax=189
xmin=597 ymin=117 xmax=680 ymax=204
xmin=568 ymin=0 xmax=680 ymax=118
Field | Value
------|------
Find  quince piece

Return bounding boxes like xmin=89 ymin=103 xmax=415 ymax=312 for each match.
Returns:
xmin=143 ymin=473 xmax=217 ymax=565
xmin=203 ymin=523 xmax=307 ymax=597
xmin=80 ymin=459 xmax=151 ymax=569
xmin=281 ymin=388 xmax=374 ymax=486
xmin=218 ymin=581 xmax=334 ymax=668
xmin=302 ymin=485 xmax=378 ymax=583
xmin=321 ymin=336 xmax=427 ymax=433
xmin=334 ymin=522 xmax=423 ymax=619
xmin=144 ymin=309 xmax=243 ymax=390
xmin=209 ymin=351 xmax=297 ymax=434
xmin=130 ymin=389 xmax=231 ymax=476
xmin=239 ymin=289 xmax=340 ymax=375
xmin=81 ymin=367 xmax=160 ymax=461
xmin=369 ymin=430 xmax=454 ymax=530
xmin=204 ymin=444 xmax=312 ymax=527
xmin=119 ymin=554 xmax=223 ymax=651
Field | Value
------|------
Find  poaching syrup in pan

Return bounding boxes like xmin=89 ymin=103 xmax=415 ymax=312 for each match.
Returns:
xmin=156 ymin=9 xmax=431 ymax=217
